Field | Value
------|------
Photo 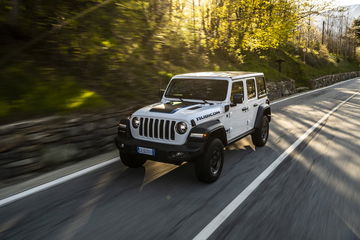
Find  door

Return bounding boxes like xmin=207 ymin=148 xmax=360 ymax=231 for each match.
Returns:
xmin=226 ymin=80 xmax=249 ymax=141
xmin=245 ymin=78 xmax=259 ymax=130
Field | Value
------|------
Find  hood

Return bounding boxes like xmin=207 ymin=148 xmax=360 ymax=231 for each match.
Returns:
xmin=149 ymin=101 xmax=198 ymax=114
xmin=133 ymin=101 xmax=224 ymax=124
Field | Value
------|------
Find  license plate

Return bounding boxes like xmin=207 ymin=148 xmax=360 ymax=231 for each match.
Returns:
xmin=137 ymin=147 xmax=155 ymax=156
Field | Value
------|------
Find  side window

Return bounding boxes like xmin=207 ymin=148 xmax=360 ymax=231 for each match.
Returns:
xmin=246 ymin=79 xmax=256 ymax=99
xmin=231 ymin=81 xmax=244 ymax=103
xmin=256 ymin=77 xmax=267 ymax=97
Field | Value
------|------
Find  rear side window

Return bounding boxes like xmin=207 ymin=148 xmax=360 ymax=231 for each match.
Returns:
xmin=256 ymin=77 xmax=267 ymax=97
xmin=246 ymin=79 xmax=256 ymax=99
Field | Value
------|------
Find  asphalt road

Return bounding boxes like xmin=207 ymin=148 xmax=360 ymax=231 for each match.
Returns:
xmin=0 ymin=79 xmax=359 ymax=240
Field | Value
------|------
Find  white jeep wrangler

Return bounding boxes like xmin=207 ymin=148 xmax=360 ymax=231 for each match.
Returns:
xmin=115 ymin=72 xmax=271 ymax=182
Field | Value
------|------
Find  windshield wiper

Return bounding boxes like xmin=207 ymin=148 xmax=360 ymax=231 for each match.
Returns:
xmin=170 ymin=97 xmax=183 ymax=102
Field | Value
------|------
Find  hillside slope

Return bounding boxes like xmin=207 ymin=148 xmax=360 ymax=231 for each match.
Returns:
xmin=0 ymin=0 xmax=358 ymax=123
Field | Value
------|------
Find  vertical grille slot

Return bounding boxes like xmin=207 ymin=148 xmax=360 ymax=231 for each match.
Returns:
xmin=159 ymin=120 xmax=164 ymax=139
xmin=139 ymin=118 xmax=143 ymax=136
xmin=144 ymin=118 xmax=148 ymax=137
xmin=165 ymin=120 xmax=170 ymax=139
xmin=154 ymin=119 xmax=159 ymax=138
xmin=170 ymin=121 xmax=176 ymax=140
xmin=136 ymin=117 xmax=177 ymax=141
xmin=149 ymin=119 xmax=154 ymax=138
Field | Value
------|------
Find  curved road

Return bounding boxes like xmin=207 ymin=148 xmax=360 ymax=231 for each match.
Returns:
xmin=0 ymin=79 xmax=359 ymax=240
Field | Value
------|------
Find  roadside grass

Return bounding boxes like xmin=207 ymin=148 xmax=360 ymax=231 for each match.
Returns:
xmin=0 ymin=65 xmax=109 ymax=123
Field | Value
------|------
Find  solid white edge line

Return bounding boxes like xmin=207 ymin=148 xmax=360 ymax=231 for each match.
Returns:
xmin=0 ymin=77 xmax=358 ymax=208
xmin=193 ymin=91 xmax=358 ymax=240
xmin=0 ymin=157 xmax=120 ymax=208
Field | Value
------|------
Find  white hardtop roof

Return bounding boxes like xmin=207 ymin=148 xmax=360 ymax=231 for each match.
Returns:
xmin=173 ymin=71 xmax=264 ymax=80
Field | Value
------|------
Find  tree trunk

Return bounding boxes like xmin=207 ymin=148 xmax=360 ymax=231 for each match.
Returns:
xmin=10 ymin=0 xmax=20 ymax=26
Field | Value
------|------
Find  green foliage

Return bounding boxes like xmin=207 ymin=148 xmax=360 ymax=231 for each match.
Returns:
xmin=202 ymin=0 xmax=298 ymax=54
xmin=0 ymin=0 xmax=358 ymax=122
xmin=351 ymin=17 xmax=360 ymax=45
xmin=0 ymin=101 xmax=10 ymax=117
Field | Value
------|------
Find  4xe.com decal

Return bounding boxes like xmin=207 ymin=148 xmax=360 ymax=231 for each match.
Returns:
xmin=196 ymin=111 xmax=221 ymax=121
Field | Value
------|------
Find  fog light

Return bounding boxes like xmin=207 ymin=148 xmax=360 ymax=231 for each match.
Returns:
xmin=170 ymin=152 xmax=185 ymax=159
xmin=175 ymin=152 xmax=184 ymax=157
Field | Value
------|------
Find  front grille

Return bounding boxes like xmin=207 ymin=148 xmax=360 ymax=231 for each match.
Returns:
xmin=139 ymin=117 xmax=176 ymax=140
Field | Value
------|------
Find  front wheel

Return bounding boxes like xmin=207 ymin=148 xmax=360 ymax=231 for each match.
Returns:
xmin=120 ymin=151 xmax=146 ymax=168
xmin=195 ymin=138 xmax=224 ymax=183
xmin=251 ymin=116 xmax=269 ymax=147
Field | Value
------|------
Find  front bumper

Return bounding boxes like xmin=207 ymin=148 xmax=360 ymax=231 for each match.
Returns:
xmin=115 ymin=135 xmax=205 ymax=164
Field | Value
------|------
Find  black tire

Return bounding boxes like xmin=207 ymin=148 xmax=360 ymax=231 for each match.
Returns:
xmin=120 ymin=151 xmax=146 ymax=168
xmin=195 ymin=138 xmax=224 ymax=183
xmin=251 ymin=115 xmax=269 ymax=147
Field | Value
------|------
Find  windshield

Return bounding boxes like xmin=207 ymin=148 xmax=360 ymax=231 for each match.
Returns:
xmin=165 ymin=79 xmax=229 ymax=101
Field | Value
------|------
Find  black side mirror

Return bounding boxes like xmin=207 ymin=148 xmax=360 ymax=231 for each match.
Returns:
xmin=159 ymin=89 xmax=165 ymax=99
xmin=233 ymin=93 xmax=244 ymax=105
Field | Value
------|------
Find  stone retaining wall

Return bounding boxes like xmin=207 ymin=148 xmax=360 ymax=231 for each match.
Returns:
xmin=1 ymin=72 xmax=359 ymax=180
xmin=310 ymin=71 xmax=360 ymax=89
xmin=267 ymin=79 xmax=296 ymax=100
xmin=0 ymin=109 xmax=132 ymax=179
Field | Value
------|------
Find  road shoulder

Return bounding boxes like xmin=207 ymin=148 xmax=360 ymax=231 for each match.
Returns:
xmin=0 ymin=150 xmax=119 ymax=201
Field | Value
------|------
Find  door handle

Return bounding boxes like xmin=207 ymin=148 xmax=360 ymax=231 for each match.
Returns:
xmin=242 ymin=107 xmax=249 ymax=112
xmin=253 ymin=103 xmax=258 ymax=107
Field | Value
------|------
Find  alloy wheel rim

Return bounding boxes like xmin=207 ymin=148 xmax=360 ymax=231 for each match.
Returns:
xmin=210 ymin=148 xmax=221 ymax=175
xmin=261 ymin=120 xmax=268 ymax=142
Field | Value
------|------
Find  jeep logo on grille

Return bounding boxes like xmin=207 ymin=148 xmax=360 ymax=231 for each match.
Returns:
xmin=196 ymin=111 xmax=221 ymax=121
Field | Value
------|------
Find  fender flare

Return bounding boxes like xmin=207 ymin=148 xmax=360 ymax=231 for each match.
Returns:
xmin=189 ymin=120 xmax=227 ymax=145
xmin=254 ymin=105 xmax=271 ymax=129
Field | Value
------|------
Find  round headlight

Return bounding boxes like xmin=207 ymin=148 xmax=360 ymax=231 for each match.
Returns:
xmin=132 ymin=117 xmax=140 ymax=128
xmin=176 ymin=122 xmax=188 ymax=134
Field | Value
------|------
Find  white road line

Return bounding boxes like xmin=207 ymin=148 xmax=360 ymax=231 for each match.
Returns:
xmin=0 ymin=157 xmax=120 ymax=208
xmin=193 ymin=91 xmax=359 ymax=240
xmin=272 ymin=77 xmax=358 ymax=105
xmin=0 ymin=77 xmax=358 ymax=208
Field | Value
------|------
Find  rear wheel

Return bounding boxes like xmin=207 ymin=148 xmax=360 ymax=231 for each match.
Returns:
xmin=120 ymin=151 xmax=146 ymax=168
xmin=251 ymin=116 xmax=269 ymax=147
xmin=195 ymin=138 xmax=224 ymax=183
